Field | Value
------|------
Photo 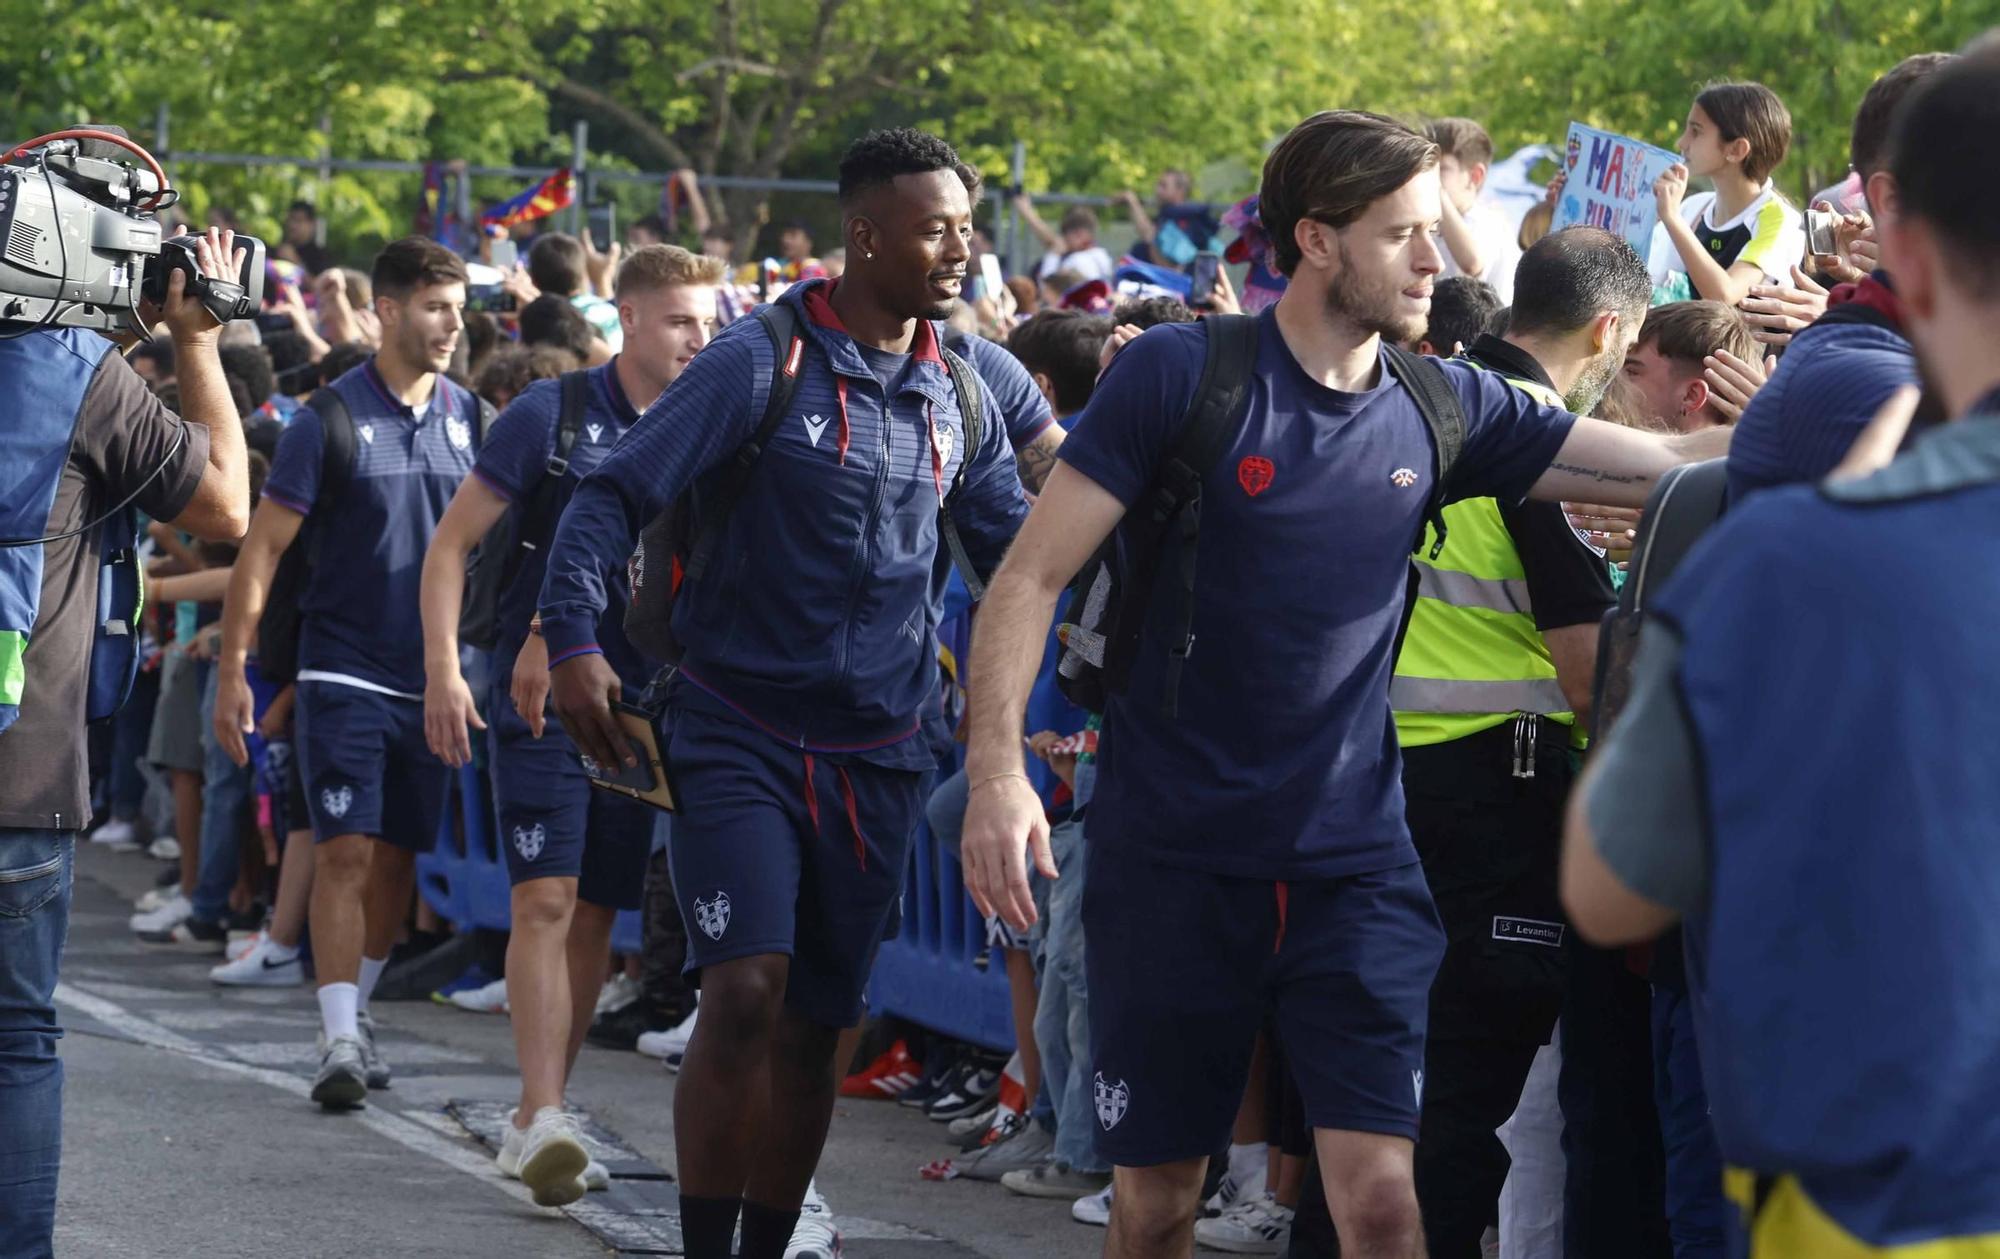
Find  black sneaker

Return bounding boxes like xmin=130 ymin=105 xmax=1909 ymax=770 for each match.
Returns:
xmin=898 ymin=1043 xmax=968 ymax=1109
xmin=927 ymin=1063 xmax=1003 ymax=1122
xmin=587 ymin=1002 xmax=665 ymax=1052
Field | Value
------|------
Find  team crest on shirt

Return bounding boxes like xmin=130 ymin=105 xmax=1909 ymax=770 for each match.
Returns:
xmin=1391 ymin=467 xmax=1419 ymax=488
xmin=934 ymin=422 xmax=955 ymax=468
xmin=321 ymin=785 xmax=353 ymax=819
xmin=694 ymin=892 xmax=731 ymax=941
xmin=357 ymin=423 xmax=375 ymax=445
xmin=513 ymin=823 xmax=546 ymax=862
xmin=1094 ymin=1073 xmax=1130 ymax=1129
xmin=1237 ymin=455 xmax=1275 ymax=497
xmin=585 ymin=423 xmax=604 ymax=444
xmin=446 ymin=415 xmax=473 ymax=450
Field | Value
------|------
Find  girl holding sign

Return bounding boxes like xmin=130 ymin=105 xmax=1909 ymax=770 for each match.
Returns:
xmin=1649 ymin=81 xmax=1806 ymax=307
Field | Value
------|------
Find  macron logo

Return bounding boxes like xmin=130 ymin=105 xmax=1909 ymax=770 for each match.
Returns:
xmin=802 ymin=414 xmax=831 ymax=448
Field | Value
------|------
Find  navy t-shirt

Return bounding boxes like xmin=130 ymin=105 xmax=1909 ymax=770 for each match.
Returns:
xmin=1057 ymin=310 xmax=1575 ymax=878
xmin=943 ymin=329 xmax=1057 ymax=451
xmin=264 ymin=360 xmax=478 ymax=696
xmin=472 ymin=363 xmax=650 ymax=691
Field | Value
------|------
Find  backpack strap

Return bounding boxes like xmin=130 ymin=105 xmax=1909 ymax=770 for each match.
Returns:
xmin=302 ymin=386 xmax=355 ymax=567
xmin=550 ymin=370 xmax=590 ymax=476
xmin=683 ymin=304 xmax=806 ymax=583
xmin=936 ymin=344 xmax=990 ymax=599
xmin=1381 ymin=345 xmax=1466 ymax=559
xmin=1154 ymin=313 xmax=1258 ymax=716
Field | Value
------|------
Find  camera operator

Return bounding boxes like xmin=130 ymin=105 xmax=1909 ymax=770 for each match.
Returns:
xmin=0 ymin=226 xmax=250 ymax=1257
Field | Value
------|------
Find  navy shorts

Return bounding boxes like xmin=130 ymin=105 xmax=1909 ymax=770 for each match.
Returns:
xmin=295 ymin=679 xmax=449 ymax=851
xmin=1084 ymin=844 xmax=1444 ymax=1166
xmin=489 ymin=690 xmax=652 ymax=911
xmin=664 ymin=705 xmax=924 ymax=1028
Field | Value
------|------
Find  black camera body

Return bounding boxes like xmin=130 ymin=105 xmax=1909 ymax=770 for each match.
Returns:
xmin=0 ymin=136 xmax=264 ymax=335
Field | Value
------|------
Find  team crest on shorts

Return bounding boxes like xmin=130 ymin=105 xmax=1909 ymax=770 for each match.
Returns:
xmin=1093 ymin=1072 xmax=1130 ymax=1130
xmin=446 ymin=415 xmax=472 ymax=450
xmin=694 ymin=892 xmax=731 ymax=941
xmin=513 ymin=823 xmax=546 ymax=862
xmin=320 ymin=785 xmax=353 ymax=819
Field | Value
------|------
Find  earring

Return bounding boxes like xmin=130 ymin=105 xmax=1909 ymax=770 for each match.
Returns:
xmin=865 ymin=252 xmax=874 ymax=260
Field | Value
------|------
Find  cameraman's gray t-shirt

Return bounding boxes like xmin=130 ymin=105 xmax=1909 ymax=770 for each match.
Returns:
xmin=0 ymin=345 xmax=207 ymax=829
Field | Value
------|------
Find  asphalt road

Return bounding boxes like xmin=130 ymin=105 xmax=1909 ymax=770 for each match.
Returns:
xmin=52 ymin=841 xmax=1102 ymax=1258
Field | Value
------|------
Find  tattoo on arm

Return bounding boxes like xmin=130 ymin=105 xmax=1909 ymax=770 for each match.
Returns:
xmin=1015 ymin=429 xmax=1064 ymax=493
xmin=1549 ymin=461 xmax=1644 ymax=486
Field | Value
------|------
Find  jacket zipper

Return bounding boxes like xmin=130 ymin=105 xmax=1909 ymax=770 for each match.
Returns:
xmin=834 ymin=375 xmax=894 ymax=684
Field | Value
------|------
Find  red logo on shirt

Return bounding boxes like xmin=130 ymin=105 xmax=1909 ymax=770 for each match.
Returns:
xmin=1237 ymin=456 xmax=1275 ymax=498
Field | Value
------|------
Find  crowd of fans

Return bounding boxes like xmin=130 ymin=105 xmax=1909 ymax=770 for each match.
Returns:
xmin=39 ymin=32 xmax=2000 ymax=1259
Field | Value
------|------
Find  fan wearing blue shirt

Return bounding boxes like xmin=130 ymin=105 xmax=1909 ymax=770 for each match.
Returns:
xmin=960 ymin=110 xmax=1734 ymax=1259
xmin=418 ymin=245 xmax=726 ymax=1208
xmin=539 ymin=130 xmax=1030 ymax=1259
xmin=213 ymin=238 xmax=477 ymax=1111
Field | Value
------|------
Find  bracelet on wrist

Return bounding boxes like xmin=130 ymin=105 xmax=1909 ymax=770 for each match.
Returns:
xmin=968 ymin=771 xmax=1033 ymax=794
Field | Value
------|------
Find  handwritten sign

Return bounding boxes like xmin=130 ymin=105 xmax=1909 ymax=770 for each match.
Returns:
xmin=1553 ymin=122 xmax=1682 ymax=253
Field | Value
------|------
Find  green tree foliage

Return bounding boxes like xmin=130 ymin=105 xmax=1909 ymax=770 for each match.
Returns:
xmin=0 ymin=0 xmax=1986 ymax=257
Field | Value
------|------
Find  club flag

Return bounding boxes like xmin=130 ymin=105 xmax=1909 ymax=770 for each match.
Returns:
xmin=482 ymin=169 xmax=574 ymax=231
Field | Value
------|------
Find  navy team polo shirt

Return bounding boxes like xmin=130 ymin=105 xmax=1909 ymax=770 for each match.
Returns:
xmin=472 ymin=360 xmax=649 ymax=691
xmin=1057 ymin=309 xmax=1574 ymax=879
xmin=264 ymin=358 xmax=479 ymax=696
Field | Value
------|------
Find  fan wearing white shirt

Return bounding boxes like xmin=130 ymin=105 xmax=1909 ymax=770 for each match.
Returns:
xmin=1429 ymin=117 xmax=1523 ymax=304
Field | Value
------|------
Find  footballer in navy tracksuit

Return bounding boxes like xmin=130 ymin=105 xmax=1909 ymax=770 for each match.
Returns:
xmin=538 ymin=277 xmax=1027 ymax=1027
xmin=263 ymin=357 xmax=480 ymax=851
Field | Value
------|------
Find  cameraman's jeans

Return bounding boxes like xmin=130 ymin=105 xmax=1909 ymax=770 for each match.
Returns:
xmin=190 ymin=664 xmax=251 ymax=926
xmin=1032 ymin=817 xmax=1106 ymax=1172
xmin=0 ymin=829 xmax=73 ymax=1259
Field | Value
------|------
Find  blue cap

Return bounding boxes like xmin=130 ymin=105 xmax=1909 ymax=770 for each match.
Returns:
xmin=1727 ymin=320 xmax=1919 ymax=501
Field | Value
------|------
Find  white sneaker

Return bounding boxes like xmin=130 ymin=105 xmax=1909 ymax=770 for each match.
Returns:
xmin=310 ymin=1035 xmax=368 ymax=1110
xmin=147 ymin=835 xmax=181 ymax=861
xmin=516 ymin=1107 xmax=589 ymax=1207
xmin=496 ymin=1112 xmax=599 ymax=1199
xmin=448 ymin=977 xmax=509 ymax=1013
xmin=635 ymin=1002 xmax=697 ymax=1062
xmin=948 ymin=1104 xmax=999 ymax=1140
xmin=594 ymin=972 xmax=640 ymax=1016
xmin=129 ymin=892 xmax=191 ymax=934
xmin=210 ymin=934 xmax=302 ymax=987
xmin=786 ymin=1181 xmax=842 ymax=1259
xmin=225 ymin=928 xmax=268 ymax=963
xmin=1193 ymin=1191 xmax=1294 ymax=1255
xmin=1073 ymin=1183 xmax=1113 ymax=1227
xmin=1202 ymin=1165 xmax=1267 ymax=1217
xmin=90 ymin=819 xmax=137 ymax=846
xmin=134 ymin=881 xmax=177 ymax=913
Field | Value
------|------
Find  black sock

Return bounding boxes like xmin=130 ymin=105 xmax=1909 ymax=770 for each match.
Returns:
xmin=737 ymin=1200 xmax=803 ymax=1259
xmin=679 ymin=1194 xmax=743 ymax=1259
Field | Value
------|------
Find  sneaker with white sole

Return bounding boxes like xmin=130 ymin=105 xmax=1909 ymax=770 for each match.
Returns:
xmin=356 ymin=1010 xmax=391 ymax=1089
xmin=210 ymin=934 xmax=303 ymax=987
xmin=948 ymin=1104 xmax=999 ymax=1141
xmin=1193 ymin=1191 xmax=1294 ymax=1255
xmin=225 ymin=928 xmax=266 ymax=962
xmin=785 ymin=1181 xmax=842 ymax=1259
xmin=448 ymin=976 xmax=509 ymax=1013
xmin=136 ymin=915 xmax=227 ymax=953
xmin=516 ymin=1107 xmax=590 ymax=1207
xmin=310 ymin=1035 xmax=368 ymax=1110
xmin=594 ymin=973 xmax=640 ymax=1016
xmin=129 ymin=892 xmax=191 ymax=935
xmin=497 ymin=1113 xmax=600 ymax=1200
xmin=635 ymin=1002 xmax=697 ymax=1063
xmin=146 ymin=835 xmax=181 ymax=861
xmin=1073 ymin=1183 xmax=1113 ymax=1227
xmin=90 ymin=819 xmax=137 ymax=846
xmin=1202 ymin=1165 xmax=1267 ymax=1218
xmin=1003 ymin=1162 xmax=1113 ymax=1200
xmin=956 ymin=1121 xmax=1056 ymax=1183
xmin=133 ymin=878 xmax=180 ymax=913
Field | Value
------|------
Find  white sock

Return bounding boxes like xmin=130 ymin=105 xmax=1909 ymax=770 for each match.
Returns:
xmin=319 ymin=982 xmax=360 ymax=1041
xmin=356 ymin=955 xmax=388 ymax=1012
xmin=1227 ymin=1141 xmax=1267 ymax=1186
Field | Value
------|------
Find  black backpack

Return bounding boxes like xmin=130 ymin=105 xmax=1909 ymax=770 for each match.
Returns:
xmin=258 ymin=383 xmax=493 ymax=685
xmin=1589 ymin=458 xmax=1729 ymax=735
xmin=458 ymin=370 xmax=590 ymax=651
xmin=1054 ymin=316 xmax=1466 ymax=716
xmin=623 ymin=304 xmax=988 ymax=665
